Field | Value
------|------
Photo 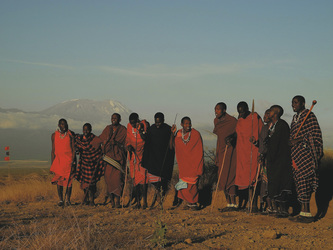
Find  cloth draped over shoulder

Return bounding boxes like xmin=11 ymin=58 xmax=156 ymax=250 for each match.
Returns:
xmin=213 ymin=113 xmax=237 ymax=193
xmin=290 ymin=110 xmax=323 ymax=174
xmin=266 ymin=119 xmax=293 ymax=200
xmin=175 ymin=128 xmax=204 ymax=182
xmin=290 ymin=110 xmax=323 ymax=202
xmin=96 ymin=124 xmax=127 ymax=196
xmin=97 ymin=124 xmax=127 ymax=167
xmin=235 ymin=112 xmax=263 ymax=190
xmin=74 ymin=133 xmax=104 ymax=189
xmin=126 ymin=120 xmax=149 ymax=186
xmin=50 ymin=130 xmax=74 ymax=187
xmin=142 ymin=123 xmax=175 ymax=182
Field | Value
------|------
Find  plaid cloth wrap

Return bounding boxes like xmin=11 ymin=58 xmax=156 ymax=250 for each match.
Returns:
xmin=290 ymin=109 xmax=323 ymax=202
xmin=75 ymin=133 xmax=104 ymax=187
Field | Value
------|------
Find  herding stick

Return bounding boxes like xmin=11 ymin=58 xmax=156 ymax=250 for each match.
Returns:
xmin=210 ymin=144 xmax=228 ymax=213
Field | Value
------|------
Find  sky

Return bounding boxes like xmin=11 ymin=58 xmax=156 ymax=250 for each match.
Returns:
xmin=0 ymin=0 xmax=332 ymax=147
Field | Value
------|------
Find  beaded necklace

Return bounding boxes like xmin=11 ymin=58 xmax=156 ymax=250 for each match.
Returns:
xmin=58 ymin=128 xmax=67 ymax=139
xmin=293 ymin=109 xmax=306 ymax=124
xmin=181 ymin=129 xmax=191 ymax=144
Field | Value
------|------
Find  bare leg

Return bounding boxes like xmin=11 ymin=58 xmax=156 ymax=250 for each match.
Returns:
xmin=142 ymin=184 xmax=148 ymax=209
xmin=57 ymin=185 xmax=64 ymax=206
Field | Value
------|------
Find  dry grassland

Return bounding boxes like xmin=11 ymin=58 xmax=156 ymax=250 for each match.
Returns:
xmin=0 ymin=151 xmax=332 ymax=249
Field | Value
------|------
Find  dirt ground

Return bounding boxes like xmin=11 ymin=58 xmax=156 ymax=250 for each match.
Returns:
xmin=0 ymin=189 xmax=332 ymax=249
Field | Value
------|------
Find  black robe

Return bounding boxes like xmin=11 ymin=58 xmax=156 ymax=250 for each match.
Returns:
xmin=266 ymin=119 xmax=293 ymax=200
xmin=142 ymin=123 xmax=175 ymax=182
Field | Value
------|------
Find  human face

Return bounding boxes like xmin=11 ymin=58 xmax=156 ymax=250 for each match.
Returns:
xmin=263 ymin=111 xmax=271 ymax=124
xmin=215 ymin=105 xmax=225 ymax=119
xmin=292 ymin=98 xmax=304 ymax=113
xmin=237 ymin=106 xmax=248 ymax=119
xmin=129 ymin=119 xmax=138 ymax=128
xmin=268 ymin=109 xmax=276 ymax=121
xmin=83 ymin=125 xmax=91 ymax=137
xmin=111 ymin=114 xmax=120 ymax=126
xmin=181 ymin=119 xmax=192 ymax=133
xmin=155 ymin=117 xmax=164 ymax=128
xmin=58 ymin=120 xmax=68 ymax=133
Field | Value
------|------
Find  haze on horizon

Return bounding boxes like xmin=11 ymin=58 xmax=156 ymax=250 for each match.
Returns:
xmin=0 ymin=1 xmax=332 ymax=148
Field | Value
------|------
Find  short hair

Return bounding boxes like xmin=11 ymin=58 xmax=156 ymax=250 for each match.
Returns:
xmin=58 ymin=118 xmax=68 ymax=131
xmin=83 ymin=123 xmax=92 ymax=132
xmin=112 ymin=113 xmax=121 ymax=120
xmin=181 ymin=116 xmax=191 ymax=124
xmin=58 ymin=118 xmax=67 ymax=125
xmin=237 ymin=101 xmax=249 ymax=111
xmin=216 ymin=102 xmax=227 ymax=111
xmin=129 ymin=113 xmax=139 ymax=121
xmin=270 ymin=105 xmax=284 ymax=118
xmin=293 ymin=95 xmax=306 ymax=105
xmin=154 ymin=112 xmax=164 ymax=120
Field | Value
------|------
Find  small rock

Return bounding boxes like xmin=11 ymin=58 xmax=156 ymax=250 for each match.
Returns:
xmin=262 ymin=230 xmax=278 ymax=239
xmin=184 ymin=238 xmax=192 ymax=244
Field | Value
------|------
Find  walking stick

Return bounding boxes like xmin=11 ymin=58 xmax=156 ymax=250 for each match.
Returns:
xmin=250 ymin=163 xmax=261 ymax=213
xmin=294 ymin=100 xmax=317 ymax=139
xmin=210 ymin=144 xmax=228 ymax=213
xmin=121 ymin=152 xmax=130 ymax=208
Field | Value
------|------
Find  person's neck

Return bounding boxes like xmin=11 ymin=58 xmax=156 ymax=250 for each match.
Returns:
xmin=271 ymin=118 xmax=278 ymax=124
xmin=218 ymin=112 xmax=226 ymax=119
xmin=297 ymin=108 xmax=305 ymax=114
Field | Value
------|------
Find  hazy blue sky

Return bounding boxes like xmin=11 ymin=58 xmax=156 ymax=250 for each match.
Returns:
xmin=0 ymin=1 xmax=332 ymax=146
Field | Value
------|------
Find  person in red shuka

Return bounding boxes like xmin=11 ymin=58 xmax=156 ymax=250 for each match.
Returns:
xmin=171 ymin=116 xmax=204 ymax=211
xmin=50 ymin=118 xmax=76 ymax=206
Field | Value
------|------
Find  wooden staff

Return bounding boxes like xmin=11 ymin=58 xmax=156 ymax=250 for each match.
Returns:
xmin=294 ymin=100 xmax=317 ymax=139
xmin=121 ymin=152 xmax=130 ymax=208
xmin=210 ymin=144 xmax=228 ymax=213
xmin=249 ymin=163 xmax=261 ymax=213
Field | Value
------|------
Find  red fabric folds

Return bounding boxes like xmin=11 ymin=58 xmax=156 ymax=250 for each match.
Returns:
xmin=235 ymin=113 xmax=263 ymax=190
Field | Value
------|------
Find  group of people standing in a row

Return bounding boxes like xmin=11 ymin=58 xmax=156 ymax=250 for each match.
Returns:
xmin=213 ymin=95 xmax=323 ymax=223
xmin=50 ymin=95 xmax=323 ymax=223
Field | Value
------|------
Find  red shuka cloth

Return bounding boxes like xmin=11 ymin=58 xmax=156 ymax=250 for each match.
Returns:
xmin=213 ymin=113 xmax=237 ymax=194
xmin=175 ymin=128 xmax=204 ymax=180
xmin=126 ymin=120 xmax=149 ymax=186
xmin=97 ymin=124 xmax=127 ymax=196
xmin=235 ymin=112 xmax=263 ymax=190
xmin=50 ymin=130 xmax=74 ymax=187
xmin=178 ymin=183 xmax=199 ymax=203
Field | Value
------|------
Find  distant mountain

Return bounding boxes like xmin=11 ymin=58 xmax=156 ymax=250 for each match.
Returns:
xmin=0 ymin=107 xmax=26 ymax=113
xmin=40 ymin=99 xmax=132 ymax=124
xmin=0 ymin=99 xmax=132 ymax=160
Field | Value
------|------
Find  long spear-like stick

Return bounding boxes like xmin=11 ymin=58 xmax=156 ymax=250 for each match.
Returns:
xmin=121 ymin=152 xmax=130 ymax=208
xmin=294 ymin=100 xmax=317 ymax=139
xmin=210 ymin=145 xmax=228 ymax=213
xmin=250 ymin=163 xmax=261 ymax=213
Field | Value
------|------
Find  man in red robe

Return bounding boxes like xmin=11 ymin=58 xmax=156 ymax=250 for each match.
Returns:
xmin=213 ymin=102 xmax=238 ymax=212
xmin=126 ymin=113 xmax=150 ymax=209
xmin=171 ymin=116 xmax=204 ymax=210
xmin=50 ymin=118 xmax=75 ymax=206
xmin=232 ymin=101 xmax=263 ymax=211
xmin=95 ymin=113 xmax=127 ymax=208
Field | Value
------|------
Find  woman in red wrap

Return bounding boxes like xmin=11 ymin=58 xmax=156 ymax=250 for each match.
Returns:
xmin=50 ymin=118 xmax=75 ymax=206
xmin=171 ymin=116 xmax=204 ymax=210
